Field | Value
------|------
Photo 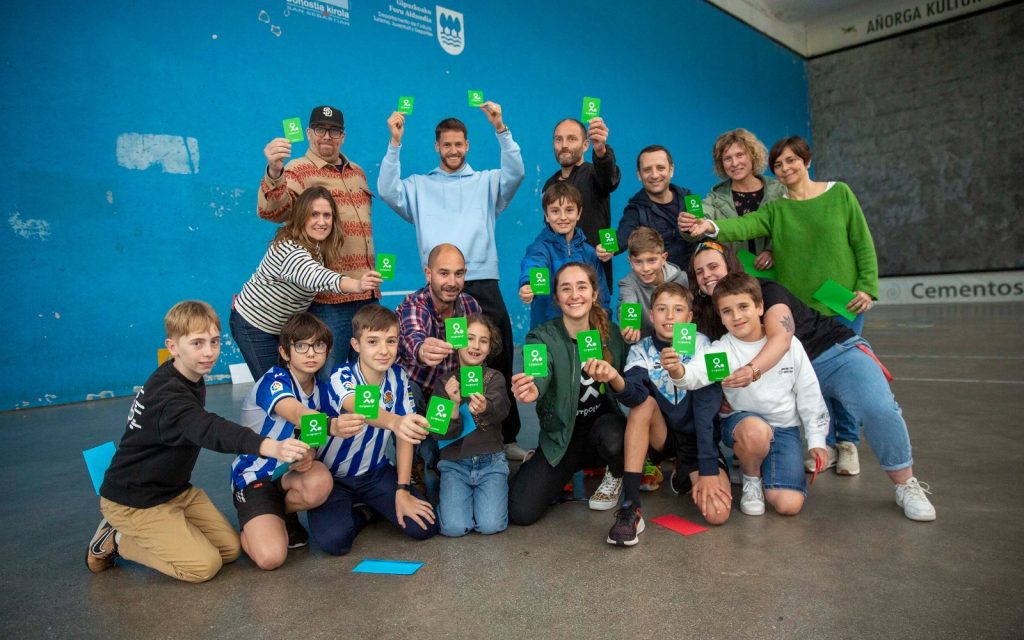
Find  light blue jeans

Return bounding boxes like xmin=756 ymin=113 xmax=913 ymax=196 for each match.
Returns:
xmin=437 ymin=451 xmax=509 ymax=537
xmin=811 ymin=336 xmax=913 ymax=471
xmin=827 ymin=312 xmax=865 ymax=445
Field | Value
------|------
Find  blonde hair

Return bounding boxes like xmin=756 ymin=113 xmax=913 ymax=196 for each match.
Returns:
xmin=712 ymin=128 xmax=768 ymax=179
xmin=164 ymin=300 xmax=220 ymax=340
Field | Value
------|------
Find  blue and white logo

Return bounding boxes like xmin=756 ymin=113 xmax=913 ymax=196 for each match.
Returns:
xmin=436 ymin=5 xmax=464 ymax=55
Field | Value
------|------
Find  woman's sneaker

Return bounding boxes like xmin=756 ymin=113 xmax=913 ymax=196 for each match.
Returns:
xmin=86 ymin=518 xmax=119 ymax=573
xmin=895 ymin=477 xmax=936 ymax=521
xmin=606 ymin=501 xmax=645 ymax=547
xmin=588 ymin=468 xmax=623 ymax=511
xmin=836 ymin=442 xmax=861 ymax=476
xmin=740 ymin=476 xmax=766 ymax=516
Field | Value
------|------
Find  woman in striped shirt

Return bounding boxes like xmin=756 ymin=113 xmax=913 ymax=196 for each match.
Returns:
xmin=231 ymin=186 xmax=381 ymax=379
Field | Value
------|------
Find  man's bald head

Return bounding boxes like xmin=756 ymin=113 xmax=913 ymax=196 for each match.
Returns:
xmin=427 ymin=243 xmax=466 ymax=269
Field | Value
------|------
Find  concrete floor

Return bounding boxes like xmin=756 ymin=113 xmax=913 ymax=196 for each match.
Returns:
xmin=3 ymin=302 xmax=1023 ymax=639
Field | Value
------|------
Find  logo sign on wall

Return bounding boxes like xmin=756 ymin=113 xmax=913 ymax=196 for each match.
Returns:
xmin=878 ymin=270 xmax=1024 ymax=305
xmin=436 ymin=5 xmax=464 ymax=55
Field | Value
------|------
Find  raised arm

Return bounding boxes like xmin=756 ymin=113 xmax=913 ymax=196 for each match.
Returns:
xmin=377 ymin=111 xmax=416 ymax=222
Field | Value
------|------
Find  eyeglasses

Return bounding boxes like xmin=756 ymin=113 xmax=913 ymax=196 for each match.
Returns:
xmin=292 ymin=341 xmax=329 ymax=354
xmin=312 ymin=127 xmax=343 ymax=139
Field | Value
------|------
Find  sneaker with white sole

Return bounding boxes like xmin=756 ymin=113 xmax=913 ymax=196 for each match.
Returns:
xmin=670 ymin=462 xmax=693 ymax=495
xmin=895 ymin=477 xmax=936 ymax=522
xmin=640 ymin=458 xmax=663 ymax=492
xmin=284 ymin=512 xmax=308 ymax=549
xmin=588 ymin=468 xmax=623 ymax=511
xmin=804 ymin=445 xmax=837 ymax=473
xmin=740 ymin=476 xmax=765 ymax=516
xmin=86 ymin=518 xmax=119 ymax=573
xmin=836 ymin=441 xmax=861 ymax=476
xmin=606 ymin=501 xmax=645 ymax=546
xmin=504 ymin=442 xmax=528 ymax=461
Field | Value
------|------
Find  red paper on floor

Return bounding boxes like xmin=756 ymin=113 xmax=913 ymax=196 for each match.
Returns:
xmin=650 ymin=514 xmax=708 ymax=536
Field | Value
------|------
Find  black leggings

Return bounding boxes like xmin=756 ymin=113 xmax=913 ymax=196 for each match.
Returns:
xmin=508 ymin=412 xmax=626 ymax=526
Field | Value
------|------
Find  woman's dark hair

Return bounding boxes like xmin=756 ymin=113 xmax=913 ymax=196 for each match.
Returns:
xmin=768 ymin=136 xmax=812 ymax=172
xmin=686 ymin=242 xmax=745 ymax=340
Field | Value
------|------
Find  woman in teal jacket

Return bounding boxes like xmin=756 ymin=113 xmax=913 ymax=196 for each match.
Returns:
xmin=509 ymin=262 xmax=628 ymax=526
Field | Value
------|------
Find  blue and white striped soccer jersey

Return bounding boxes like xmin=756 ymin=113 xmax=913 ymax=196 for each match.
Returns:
xmin=319 ymin=361 xmax=416 ymax=478
xmin=230 ymin=366 xmax=331 ymax=490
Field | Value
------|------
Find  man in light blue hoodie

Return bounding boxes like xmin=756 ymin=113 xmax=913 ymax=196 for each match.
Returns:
xmin=378 ymin=103 xmax=528 ymax=460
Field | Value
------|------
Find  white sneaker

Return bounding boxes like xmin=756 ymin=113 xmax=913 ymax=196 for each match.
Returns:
xmin=804 ymin=445 xmax=836 ymax=472
xmin=588 ymin=468 xmax=623 ymax=511
xmin=836 ymin=442 xmax=861 ymax=476
xmin=740 ymin=475 xmax=765 ymax=516
xmin=504 ymin=442 xmax=528 ymax=461
xmin=895 ymin=477 xmax=936 ymax=522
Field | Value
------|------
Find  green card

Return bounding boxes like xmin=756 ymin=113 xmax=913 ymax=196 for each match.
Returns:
xmin=598 ymin=228 xmax=619 ymax=253
xmin=673 ymin=322 xmax=697 ymax=356
xmin=460 ymin=366 xmax=484 ymax=395
xmin=300 ymin=412 xmax=328 ymax=448
xmin=353 ymin=385 xmax=380 ymax=420
xmin=529 ymin=267 xmax=551 ymax=295
xmin=581 ymin=96 xmax=602 ymax=122
xmin=577 ymin=329 xmax=602 ymax=361
xmin=397 ymin=96 xmax=414 ymax=115
xmin=282 ymin=117 xmax=304 ymax=143
xmin=736 ymin=249 xmax=778 ymax=280
xmin=376 ymin=253 xmax=396 ymax=280
xmin=523 ymin=344 xmax=548 ymax=377
xmin=445 ymin=317 xmax=469 ymax=349
xmin=425 ymin=396 xmax=455 ymax=434
xmin=812 ymin=278 xmax=857 ymax=321
xmin=468 ymin=90 xmax=484 ymax=107
xmin=620 ymin=303 xmax=642 ymax=331
xmin=683 ymin=194 xmax=705 ymax=219
xmin=705 ymin=352 xmax=731 ymax=382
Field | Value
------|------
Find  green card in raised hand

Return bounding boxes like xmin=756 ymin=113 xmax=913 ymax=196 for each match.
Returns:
xmin=673 ymin=322 xmax=697 ymax=356
xmin=445 ymin=317 xmax=469 ymax=349
xmin=353 ymin=385 xmax=380 ymax=420
xmin=577 ymin=329 xmax=602 ymax=361
xmin=705 ymin=352 xmax=730 ymax=382
xmin=461 ymin=366 xmax=484 ymax=395
xmin=425 ymin=395 xmax=455 ymax=434
xmin=376 ymin=253 xmax=396 ymax=280
xmin=282 ymin=117 xmax=304 ymax=142
xmin=397 ymin=96 xmax=414 ymax=115
xmin=683 ymin=194 xmax=705 ymax=219
xmin=812 ymin=278 xmax=857 ymax=321
xmin=581 ymin=96 xmax=602 ymax=122
xmin=523 ymin=344 xmax=548 ymax=377
xmin=530 ymin=267 xmax=551 ymax=295
xmin=468 ymin=90 xmax=484 ymax=107
xmin=598 ymin=228 xmax=619 ymax=253
xmin=620 ymin=303 xmax=642 ymax=330
xmin=300 ymin=412 xmax=328 ymax=447
xmin=736 ymin=249 xmax=778 ymax=280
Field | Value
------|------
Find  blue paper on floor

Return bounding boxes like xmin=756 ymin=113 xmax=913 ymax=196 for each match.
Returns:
xmin=352 ymin=559 xmax=424 ymax=575
xmin=83 ymin=441 xmax=117 ymax=495
xmin=437 ymin=404 xmax=477 ymax=449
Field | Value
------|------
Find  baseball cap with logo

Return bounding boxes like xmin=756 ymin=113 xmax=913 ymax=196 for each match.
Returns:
xmin=309 ymin=105 xmax=344 ymax=130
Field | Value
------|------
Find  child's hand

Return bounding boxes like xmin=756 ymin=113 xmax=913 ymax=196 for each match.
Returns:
xmin=809 ymin=447 xmax=829 ymax=470
xmin=659 ymin=346 xmax=684 ymax=379
xmin=444 ymin=376 xmax=461 ymax=406
xmin=418 ymin=337 xmax=454 ymax=366
xmin=330 ymin=413 xmax=367 ymax=439
xmin=595 ymin=244 xmax=613 ymax=262
xmin=393 ymin=414 xmax=430 ymax=445
xmin=621 ymin=327 xmax=641 ymax=343
xmin=692 ymin=473 xmax=732 ymax=518
xmin=722 ymin=365 xmax=755 ymax=388
xmin=395 ymin=490 xmax=435 ymax=529
xmin=511 ymin=373 xmax=539 ymax=403
xmin=260 ymin=437 xmax=309 ymax=464
xmin=519 ymin=283 xmax=535 ymax=304
xmin=288 ymin=447 xmax=317 ymax=473
xmin=583 ymin=358 xmax=620 ymax=385
xmin=468 ymin=392 xmax=487 ymax=416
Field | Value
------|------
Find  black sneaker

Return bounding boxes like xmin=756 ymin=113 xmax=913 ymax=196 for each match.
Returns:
xmin=670 ymin=464 xmax=693 ymax=495
xmin=285 ymin=512 xmax=308 ymax=549
xmin=86 ymin=518 xmax=119 ymax=573
xmin=606 ymin=501 xmax=645 ymax=547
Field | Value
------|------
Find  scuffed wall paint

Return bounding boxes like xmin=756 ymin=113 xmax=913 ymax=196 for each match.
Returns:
xmin=115 ymin=133 xmax=200 ymax=175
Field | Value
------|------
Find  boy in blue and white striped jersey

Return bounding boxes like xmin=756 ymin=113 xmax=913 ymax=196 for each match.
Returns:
xmin=309 ymin=304 xmax=438 ymax=554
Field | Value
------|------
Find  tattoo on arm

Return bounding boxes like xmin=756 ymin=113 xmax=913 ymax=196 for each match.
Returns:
xmin=780 ymin=315 xmax=795 ymax=334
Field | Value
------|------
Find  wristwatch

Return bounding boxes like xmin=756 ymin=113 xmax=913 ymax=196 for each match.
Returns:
xmin=396 ymin=483 xmax=412 ymax=492
xmin=747 ymin=363 xmax=762 ymax=381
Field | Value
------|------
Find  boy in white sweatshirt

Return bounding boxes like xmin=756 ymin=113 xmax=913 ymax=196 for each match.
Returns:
xmin=669 ymin=272 xmax=829 ymax=516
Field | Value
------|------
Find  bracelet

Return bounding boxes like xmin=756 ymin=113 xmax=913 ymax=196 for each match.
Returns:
xmin=747 ymin=363 xmax=762 ymax=381
xmin=495 ymin=126 xmax=509 ymax=135
xmin=396 ymin=483 xmax=412 ymax=493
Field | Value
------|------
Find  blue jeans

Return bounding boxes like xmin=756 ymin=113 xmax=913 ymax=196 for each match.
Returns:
xmin=826 ymin=312 xmax=865 ymax=444
xmin=722 ymin=413 xmax=806 ymax=494
xmin=309 ymin=299 xmax=372 ymax=381
xmin=437 ymin=451 xmax=509 ymax=537
xmin=229 ymin=309 xmax=279 ymax=381
xmin=811 ymin=337 xmax=913 ymax=471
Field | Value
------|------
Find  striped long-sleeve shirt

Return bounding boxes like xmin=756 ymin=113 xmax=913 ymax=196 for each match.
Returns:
xmin=235 ymin=239 xmax=346 ymax=334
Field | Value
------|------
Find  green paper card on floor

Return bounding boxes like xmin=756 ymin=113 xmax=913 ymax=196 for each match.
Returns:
xmin=620 ymin=303 xmax=642 ymax=330
xmin=598 ymin=228 xmax=618 ymax=253
xmin=683 ymin=194 xmax=705 ymax=219
xmin=282 ymin=117 xmax=304 ymax=142
xmin=445 ymin=317 xmax=468 ymax=348
xmin=577 ymin=330 xmax=602 ymax=361
xmin=461 ymin=366 xmax=484 ymax=395
xmin=705 ymin=352 xmax=730 ymax=381
xmin=812 ymin=278 xmax=857 ymax=321
xmin=376 ymin=254 xmax=396 ymax=280
xmin=300 ymin=413 xmax=328 ymax=448
xmin=425 ymin=396 xmax=455 ymax=434
xmin=673 ymin=322 xmax=697 ymax=356
xmin=737 ymin=249 xmax=778 ymax=280
xmin=523 ymin=344 xmax=548 ymax=377
xmin=529 ymin=267 xmax=550 ymax=295
xmin=354 ymin=385 xmax=380 ymax=420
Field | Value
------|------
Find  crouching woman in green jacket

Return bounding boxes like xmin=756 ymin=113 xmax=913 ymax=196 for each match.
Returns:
xmin=509 ymin=262 xmax=628 ymax=526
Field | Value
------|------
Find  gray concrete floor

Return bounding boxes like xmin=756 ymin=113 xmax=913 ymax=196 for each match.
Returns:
xmin=3 ymin=302 xmax=1023 ymax=639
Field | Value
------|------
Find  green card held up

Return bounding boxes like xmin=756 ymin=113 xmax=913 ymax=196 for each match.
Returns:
xmin=523 ymin=344 xmax=548 ymax=377
xmin=673 ymin=322 xmax=697 ymax=356
xmin=812 ymin=278 xmax=857 ymax=321
xmin=581 ymin=96 xmax=601 ymax=122
xmin=598 ymin=228 xmax=619 ymax=253
xmin=300 ymin=412 xmax=328 ymax=447
xmin=461 ymin=366 xmax=484 ymax=395
xmin=705 ymin=352 xmax=731 ymax=382
xmin=468 ymin=90 xmax=484 ymax=107
xmin=737 ymin=249 xmax=778 ymax=280
xmin=445 ymin=317 xmax=469 ymax=349
xmin=282 ymin=117 xmax=304 ymax=143
xmin=577 ymin=329 xmax=602 ymax=361
xmin=376 ymin=253 xmax=396 ymax=280
xmin=397 ymin=96 xmax=414 ymax=114
xmin=683 ymin=194 xmax=705 ymax=219
xmin=425 ymin=395 xmax=455 ymax=434
xmin=620 ymin=303 xmax=642 ymax=330
xmin=353 ymin=385 xmax=380 ymax=420
xmin=530 ymin=267 xmax=551 ymax=295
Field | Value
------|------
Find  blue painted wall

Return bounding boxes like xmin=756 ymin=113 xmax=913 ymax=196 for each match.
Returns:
xmin=1 ymin=0 xmax=808 ymax=410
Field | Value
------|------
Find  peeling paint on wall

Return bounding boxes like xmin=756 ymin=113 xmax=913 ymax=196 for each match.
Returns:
xmin=86 ymin=391 xmax=115 ymax=401
xmin=9 ymin=212 xmax=51 ymax=240
xmin=116 ymin=133 xmax=200 ymax=174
